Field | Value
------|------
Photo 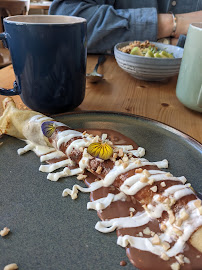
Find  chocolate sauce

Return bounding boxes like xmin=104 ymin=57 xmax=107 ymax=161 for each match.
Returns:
xmin=47 ymin=128 xmax=202 ymax=270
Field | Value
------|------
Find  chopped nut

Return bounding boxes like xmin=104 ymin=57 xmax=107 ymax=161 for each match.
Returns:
xmin=162 ymin=241 xmax=170 ymax=251
xmin=138 ymin=232 xmax=143 ymax=237
xmin=150 ymin=231 xmax=155 ymax=236
xmin=170 ymin=198 xmax=176 ymax=205
xmin=143 ymin=169 xmax=150 ymax=177
xmin=183 ymin=257 xmax=190 ymax=264
xmin=135 ymin=168 xmax=143 ymax=173
xmin=152 ymin=234 xmax=161 ymax=245
xmin=118 ymin=148 xmax=124 ymax=157
xmin=168 ymin=211 xmax=175 ymax=224
xmin=148 ymin=178 xmax=155 ymax=185
xmin=79 ymin=147 xmax=84 ymax=152
xmin=140 ymin=176 xmax=148 ymax=183
xmin=166 ymin=172 xmax=172 ymax=177
xmin=161 ymin=181 xmax=166 ymax=187
xmin=175 ymin=254 xmax=184 ymax=265
xmin=173 ymin=227 xmax=183 ymax=236
xmin=143 ymin=227 xmax=151 ymax=235
xmin=150 ymin=186 xmax=157 ymax=192
xmin=4 ymin=264 xmax=18 ymax=270
xmin=180 ymin=210 xmax=189 ymax=221
xmin=198 ymin=206 xmax=202 ymax=215
xmin=175 ymin=218 xmax=183 ymax=227
xmin=170 ymin=262 xmax=180 ymax=270
xmin=96 ymin=166 xmax=102 ymax=174
xmin=161 ymin=253 xmax=169 ymax=261
xmin=134 ymin=159 xmax=141 ymax=165
xmin=101 ymin=133 xmax=107 ymax=141
xmin=122 ymin=155 xmax=128 ymax=162
xmin=113 ymin=153 xmax=118 ymax=159
xmin=129 ymin=207 xmax=135 ymax=212
xmin=194 ymin=199 xmax=201 ymax=208
xmin=130 ymin=211 xmax=134 ymax=217
xmin=122 ymin=162 xmax=129 ymax=169
xmin=160 ymin=223 xmax=167 ymax=231
xmin=77 ymin=174 xmax=87 ymax=180
xmin=0 ymin=227 xmax=10 ymax=237
xmin=196 ymin=255 xmax=201 ymax=259
xmin=82 ymin=131 xmax=87 ymax=135
xmin=164 ymin=198 xmax=171 ymax=205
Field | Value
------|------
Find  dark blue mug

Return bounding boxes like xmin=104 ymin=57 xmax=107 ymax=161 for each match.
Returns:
xmin=0 ymin=15 xmax=87 ymax=114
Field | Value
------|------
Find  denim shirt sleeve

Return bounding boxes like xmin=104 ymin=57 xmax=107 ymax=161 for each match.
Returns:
xmin=49 ymin=0 xmax=158 ymax=54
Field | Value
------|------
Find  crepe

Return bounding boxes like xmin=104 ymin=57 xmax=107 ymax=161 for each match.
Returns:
xmin=0 ymin=97 xmax=202 ymax=270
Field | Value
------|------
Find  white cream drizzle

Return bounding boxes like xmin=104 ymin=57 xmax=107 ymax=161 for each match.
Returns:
xmin=95 ymin=212 xmax=150 ymax=233
xmin=87 ymin=192 xmax=127 ymax=211
xmin=16 ymin=118 xmax=202 ymax=263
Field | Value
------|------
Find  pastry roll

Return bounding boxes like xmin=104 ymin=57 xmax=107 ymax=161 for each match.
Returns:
xmin=0 ymin=98 xmax=202 ymax=270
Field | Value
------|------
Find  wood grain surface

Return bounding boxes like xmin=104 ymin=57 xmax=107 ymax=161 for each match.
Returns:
xmin=0 ymin=55 xmax=201 ymax=143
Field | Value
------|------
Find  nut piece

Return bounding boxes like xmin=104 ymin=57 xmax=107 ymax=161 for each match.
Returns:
xmin=0 ymin=227 xmax=10 ymax=237
xmin=175 ymin=218 xmax=183 ymax=227
xmin=143 ymin=227 xmax=151 ymax=235
xmin=160 ymin=223 xmax=167 ymax=232
xmin=173 ymin=227 xmax=183 ymax=236
xmin=148 ymin=178 xmax=155 ymax=185
xmin=194 ymin=199 xmax=201 ymax=208
xmin=161 ymin=253 xmax=169 ymax=261
xmin=4 ymin=264 xmax=18 ymax=270
xmin=77 ymin=174 xmax=87 ymax=180
xmin=170 ymin=262 xmax=180 ymax=270
xmin=168 ymin=211 xmax=176 ymax=225
xmin=140 ymin=176 xmax=148 ymax=183
xmin=183 ymin=257 xmax=190 ymax=264
xmin=180 ymin=210 xmax=189 ymax=221
xmin=143 ymin=169 xmax=150 ymax=177
xmin=162 ymin=241 xmax=170 ymax=251
xmin=135 ymin=168 xmax=143 ymax=173
xmin=175 ymin=254 xmax=184 ymax=265
xmin=152 ymin=234 xmax=161 ymax=245
xmin=150 ymin=186 xmax=157 ymax=192
xmin=96 ymin=166 xmax=102 ymax=174
xmin=198 ymin=206 xmax=202 ymax=215
xmin=160 ymin=181 xmax=166 ymax=187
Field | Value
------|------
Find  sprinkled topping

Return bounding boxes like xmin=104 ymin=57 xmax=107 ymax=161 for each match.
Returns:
xmin=4 ymin=264 xmax=18 ymax=270
xmin=77 ymin=174 xmax=87 ymax=180
xmin=161 ymin=253 xmax=169 ymax=261
xmin=180 ymin=210 xmax=189 ymax=221
xmin=143 ymin=227 xmax=151 ymax=235
xmin=194 ymin=200 xmax=201 ymax=208
xmin=170 ymin=262 xmax=180 ymax=270
xmin=140 ymin=176 xmax=148 ymax=183
xmin=0 ymin=227 xmax=10 ymax=237
xmin=135 ymin=168 xmax=143 ymax=173
xmin=152 ymin=234 xmax=161 ymax=245
xmin=161 ymin=181 xmax=166 ymax=187
xmin=162 ymin=241 xmax=170 ymax=251
xmin=150 ymin=186 xmax=158 ymax=192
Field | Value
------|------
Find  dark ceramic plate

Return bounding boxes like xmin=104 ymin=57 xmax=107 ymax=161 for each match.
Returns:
xmin=0 ymin=112 xmax=201 ymax=270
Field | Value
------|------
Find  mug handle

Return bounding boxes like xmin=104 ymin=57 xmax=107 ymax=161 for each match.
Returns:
xmin=0 ymin=32 xmax=21 ymax=95
xmin=197 ymin=84 xmax=202 ymax=108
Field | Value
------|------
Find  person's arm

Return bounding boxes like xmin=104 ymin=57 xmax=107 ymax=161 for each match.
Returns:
xmin=49 ymin=0 xmax=158 ymax=54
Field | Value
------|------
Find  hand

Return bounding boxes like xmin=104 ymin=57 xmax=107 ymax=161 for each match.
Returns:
xmin=174 ymin=11 xmax=202 ymax=38
xmin=158 ymin=11 xmax=202 ymax=39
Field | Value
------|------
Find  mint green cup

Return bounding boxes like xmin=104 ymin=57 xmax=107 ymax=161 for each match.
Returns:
xmin=176 ymin=23 xmax=202 ymax=112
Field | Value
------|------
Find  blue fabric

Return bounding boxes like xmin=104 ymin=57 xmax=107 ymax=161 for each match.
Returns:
xmin=49 ymin=0 xmax=201 ymax=53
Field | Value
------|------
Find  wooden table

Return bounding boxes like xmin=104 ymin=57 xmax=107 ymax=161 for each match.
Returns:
xmin=29 ymin=1 xmax=51 ymax=10
xmin=0 ymin=55 xmax=201 ymax=143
